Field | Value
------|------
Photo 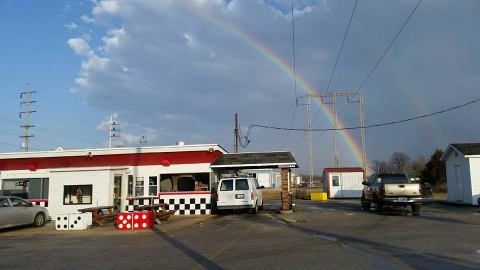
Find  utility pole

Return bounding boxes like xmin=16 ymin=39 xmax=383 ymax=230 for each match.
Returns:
xmin=233 ymin=113 xmax=239 ymax=153
xmin=315 ymin=90 xmax=367 ymax=172
xmin=298 ymin=96 xmax=314 ymax=187
xmin=19 ymin=83 xmax=36 ymax=152
xmin=109 ymin=115 xmax=121 ymax=148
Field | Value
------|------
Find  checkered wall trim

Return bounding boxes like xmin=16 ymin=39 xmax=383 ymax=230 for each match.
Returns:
xmin=125 ymin=194 xmax=211 ymax=215
xmin=29 ymin=200 xmax=48 ymax=207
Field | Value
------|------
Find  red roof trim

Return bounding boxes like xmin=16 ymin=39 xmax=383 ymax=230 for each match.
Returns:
xmin=0 ymin=151 xmax=223 ymax=171
xmin=323 ymin=167 xmax=364 ymax=173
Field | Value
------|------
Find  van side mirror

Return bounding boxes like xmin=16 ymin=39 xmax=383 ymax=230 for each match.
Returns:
xmin=362 ymin=181 xmax=368 ymax=186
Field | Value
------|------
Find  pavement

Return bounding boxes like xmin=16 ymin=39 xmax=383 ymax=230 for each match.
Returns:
xmin=1 ymin=199 xmax=480 ymax=269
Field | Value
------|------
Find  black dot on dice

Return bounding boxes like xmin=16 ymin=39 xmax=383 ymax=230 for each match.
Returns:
xmin=57 ymin=225 xmax=60 ymax=229
xmin=57 ymin=217 xmax=60 ymax=221
xmin=74 ymin=220 xmax=78 ymax=224
xmin=64 ymin=217 xmax=67 ymax=220
xmin=70 ymin=225 xmax=74 ymax=228
xmin=63 ymin=225 xmax=67 ymax=229
xmin=78 ymin=217 xmax=81 ymax=220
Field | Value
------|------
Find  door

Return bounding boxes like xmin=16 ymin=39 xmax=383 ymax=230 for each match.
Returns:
xmin=9 ymin=197 xmax=33 ymax=225
xmin=0 ymin=197 xmax=15 ymax=228
xmin=113 ymin=175 xmax=122 ymax=212
xmin=454 ymin=165 xmax=464 ymax=202
xmin=330 ymin=174 xmax=342 ymax=198
xmin=217 ymin=179 xmax=235 ymax=207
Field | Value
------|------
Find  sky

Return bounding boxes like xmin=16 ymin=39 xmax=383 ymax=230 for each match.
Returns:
xmin=1 ymin=0 xmax=480 ymax=174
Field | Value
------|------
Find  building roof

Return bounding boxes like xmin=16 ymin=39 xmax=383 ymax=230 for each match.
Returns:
xmin=442 ymin=143 xmax=480 ymax=160
xmin=210 ymin=151 xmax=298 ymax=169
xmin=323 ymin=167 xmax=364 ymax=174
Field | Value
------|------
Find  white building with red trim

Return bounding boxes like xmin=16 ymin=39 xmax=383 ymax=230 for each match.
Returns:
xmin=0 ymin=144 xmax=227 ymax=217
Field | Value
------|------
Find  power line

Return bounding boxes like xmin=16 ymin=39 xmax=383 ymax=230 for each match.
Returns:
xmin=358 ymin=0 xmax=423 ymax=89
xmin=246 ymin=96 xmax=480 ymax=133
xmin=325 ymin=0 xmax=359 ymax=93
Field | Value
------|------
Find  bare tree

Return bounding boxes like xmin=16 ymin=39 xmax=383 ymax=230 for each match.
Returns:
xmin=389 ymin=152 xmax=410 ymax=173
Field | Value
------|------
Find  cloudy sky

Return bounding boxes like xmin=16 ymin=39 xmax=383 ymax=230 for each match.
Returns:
xmin=1 ymin=0 xmax=479 ymax=173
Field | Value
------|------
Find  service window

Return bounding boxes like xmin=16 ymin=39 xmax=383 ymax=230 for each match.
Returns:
xmin=127 ymin=175 xmax=133 ymax=197
xmin=332 ymin=176 xmax=340 ymax=187
xmin=235 ymin=179 xmax=249 ymax=190
xmin=135 ymin=177 xmax=144 ymax=196
xmin=149 ymin=176 xmax=158 ymax=196
xmin=63 ymin=185 xmax=92 ymax=205
xmin=220 ymin=180 xmax=233 ymax=191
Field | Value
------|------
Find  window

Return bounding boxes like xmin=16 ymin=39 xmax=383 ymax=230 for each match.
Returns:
xmin=10 ymin=197 xmax=30 ymax=207
xmin=160 ymin=173 xmax=210 ymax=192
xmin=0 ymin=198 xmax=10 ymax=207
xmin=220 ymin=180 xmax=233 ymax=191
xmin=1 ymin=178 xmax=49 ymax=199
xmin=127 ymin=175 xmax=133 ymax=197
xmin=63 ymin=185 xmax=92 ymax=205
xmin=135 ymin=177 xmax=144 ymax=196
xmin=235 ymin=179 xmax=249 ymax=190
xmin=332 ymin=176 xmax=340 ymax=187
xmin=149 ymin=176 xmax=158 ymax=196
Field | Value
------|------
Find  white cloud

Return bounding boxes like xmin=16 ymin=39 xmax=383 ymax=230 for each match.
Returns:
xmin=64 ymin=22 xmax=78 ymax=30
xmin=102 ymin=28 xmax=126 ymax=51
xmin=81 ymin=14 xmax=96 ymax=23
xmin=93 ymin=0 xmax=119 ymax=16
xmin=67 ymin=38 xmax=91 ymax=56
xmin=183 ymin=33 xmax=195 ymax=49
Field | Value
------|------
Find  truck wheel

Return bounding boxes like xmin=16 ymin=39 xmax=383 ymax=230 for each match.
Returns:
xmin=251 ymin=205 xmax=258 ymax=214
xmin=375 ymin=201 xmax=383 ymax=213
xmin=33 ymin=212 xmax=46 ymax=227
xmin=411 ymin=204 xmax=421 ymax=216
xmin=361 ymin=196 xmax=370 ymax=211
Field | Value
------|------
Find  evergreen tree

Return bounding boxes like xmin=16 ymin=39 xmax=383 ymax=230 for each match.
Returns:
xmin=421 ymin=149 xmax=446 ymax=185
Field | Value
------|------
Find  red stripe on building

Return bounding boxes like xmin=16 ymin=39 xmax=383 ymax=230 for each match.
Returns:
xmin=0 ymin=151 xmax=223 ymax=171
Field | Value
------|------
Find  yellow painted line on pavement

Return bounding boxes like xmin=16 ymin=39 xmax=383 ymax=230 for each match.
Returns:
xmin=194 ymin=222 xmax=259 ymax=269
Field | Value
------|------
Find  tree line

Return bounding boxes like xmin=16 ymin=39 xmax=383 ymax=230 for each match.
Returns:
xmin=373 ymin=149 xmax=446 ymax=186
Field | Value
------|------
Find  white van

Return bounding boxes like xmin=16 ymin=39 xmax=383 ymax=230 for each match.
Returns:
xmin=216 ymin=177 xmax=264 ymax=214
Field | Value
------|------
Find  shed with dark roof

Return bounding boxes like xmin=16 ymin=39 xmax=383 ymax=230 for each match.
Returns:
xmin=441 ymin=143 xmax=480 ymax=205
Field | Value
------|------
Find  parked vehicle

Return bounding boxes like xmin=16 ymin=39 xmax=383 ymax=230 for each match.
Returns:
xmin=216 ymin=177 xmax=264 ymax=214
xmin=0 ymin=196 xmax=49 ymax=229
xmin=361 ymin=173 xmax=422 ymax=215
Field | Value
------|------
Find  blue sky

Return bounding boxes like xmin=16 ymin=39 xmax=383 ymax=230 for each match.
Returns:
xmin=1 ymin=0 xmax=480 ymax=174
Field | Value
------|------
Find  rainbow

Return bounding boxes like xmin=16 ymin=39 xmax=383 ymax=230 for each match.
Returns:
xmin=182 ymin=2 xmax=372 ymax=172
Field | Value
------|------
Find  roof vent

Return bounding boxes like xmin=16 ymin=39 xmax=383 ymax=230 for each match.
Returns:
xmin=176 ymin=141 xmax=185 ymax=146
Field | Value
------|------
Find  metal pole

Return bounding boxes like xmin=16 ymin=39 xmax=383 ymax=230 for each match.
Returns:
xmin=333 ymin=92 xmax=340 ymax=167
xmin=109 ymin=115 xmax=113 ymax=148
xmin=359 ymin=91 xmax=367 ymax=174
xmin=234 ymin=113 xmax=239 ymax=153
xmin=306 ymin=96 xmax=314 ymax=187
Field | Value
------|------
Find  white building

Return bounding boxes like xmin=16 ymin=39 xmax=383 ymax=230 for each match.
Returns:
xmin=0 ymin=144 xmax=227 ymax=217
xmin=441 ymin=143 xmax=480 ymax=205
xmin=322 ymin=167 xmax=365 ymax=198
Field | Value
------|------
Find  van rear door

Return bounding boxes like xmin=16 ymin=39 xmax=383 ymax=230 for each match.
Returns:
xmin=218 ymin=179 xmax=235 ymax=207
xmin=234 ymin=178 xmax=251 ymax=206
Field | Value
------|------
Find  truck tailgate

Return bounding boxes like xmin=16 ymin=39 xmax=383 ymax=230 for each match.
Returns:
xmin=384 ymin=183 xmax=420 ymax=197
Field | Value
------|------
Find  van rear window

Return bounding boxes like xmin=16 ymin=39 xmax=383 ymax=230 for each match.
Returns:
xmin=235 ymin=179 xmax=249 ymax=190
xmin=220 ymin=180 xmax=233 ymax=191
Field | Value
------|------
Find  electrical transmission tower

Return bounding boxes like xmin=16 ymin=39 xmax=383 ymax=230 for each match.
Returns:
xmin=315 ymin=91 xmax=367 ymax=173
xmin=19 ymin=83 xmax=36 ymax=152
xmin=109 ymin=115 xmax=121 ymax=148
xmin=297 ymin=96 xmax=314 ymax=187
xmin=139 ymin=135 xmax=147 ymax=145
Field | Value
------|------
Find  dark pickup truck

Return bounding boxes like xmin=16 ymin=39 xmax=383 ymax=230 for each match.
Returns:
xmin=361 ymin=173 xmax=422 ymax=215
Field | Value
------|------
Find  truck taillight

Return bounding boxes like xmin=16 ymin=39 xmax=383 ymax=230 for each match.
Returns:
xmin=251 ymin=192 xmax=255 ymax=201
xmin=380 ymin=184 xmax=385 ymax=196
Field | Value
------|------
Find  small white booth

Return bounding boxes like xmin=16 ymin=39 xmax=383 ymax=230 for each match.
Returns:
xmin=441 ymin=143 xmax=480 ymax=205
xmin=322 ymin=167 xmax=365 ymax=198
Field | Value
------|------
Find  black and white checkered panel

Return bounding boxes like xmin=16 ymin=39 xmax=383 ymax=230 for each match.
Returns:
xmin=159 ymin=195 xmax=211 ymax=215
xmin=125 ymin=197 xmax=160 ymax=212
xmin=29 ymin=200 xmax=48 ymax=207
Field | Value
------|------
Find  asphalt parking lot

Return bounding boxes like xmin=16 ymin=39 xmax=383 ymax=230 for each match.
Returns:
xmin=1 ymin=199 xmax=480 ymax=270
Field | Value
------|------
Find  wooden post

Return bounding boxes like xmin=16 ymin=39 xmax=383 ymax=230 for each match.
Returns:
xmin=281 ymin=168 xmax=290 ymax=211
